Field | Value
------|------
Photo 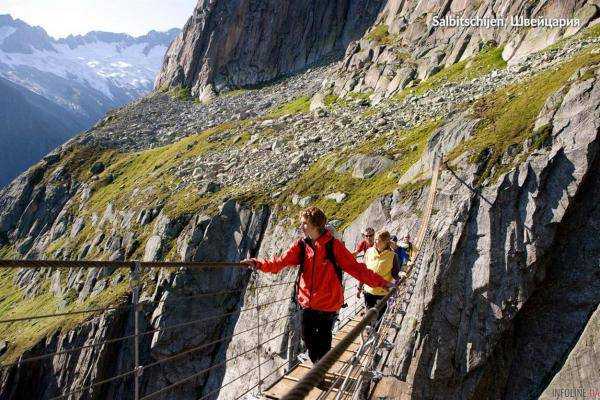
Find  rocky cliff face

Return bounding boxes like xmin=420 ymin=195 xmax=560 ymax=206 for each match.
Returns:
xmin=348 ymin=61 xmax=600 ymax=399
xmin=328 ymin=0 xmax=599 ymax=102
xmin=155 ymin=0 xmax=384 ymax=98
xmin=1 ymin=1 xmax=599 ymax=399
xmin=156 ymin=0 xmax=599 ymax=104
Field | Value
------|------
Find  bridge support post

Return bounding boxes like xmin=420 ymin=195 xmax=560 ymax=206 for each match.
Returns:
xmin=255 ymin=272 xmax=263 ymax=394
xmin=132 ymin=261 xmax=142 ymax=400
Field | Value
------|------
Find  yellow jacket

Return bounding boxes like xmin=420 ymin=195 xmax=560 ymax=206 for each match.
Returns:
xmin=364 ymin=247 xmax=397 ymax=296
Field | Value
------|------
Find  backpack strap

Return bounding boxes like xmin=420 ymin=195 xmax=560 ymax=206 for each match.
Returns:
xmin=326 ymin=239 xmax=343 ymax=285
xmin=326 ymin=239 xmax=347 ymax=308
xmin=292 ymin=239 xmax=307 ymax=306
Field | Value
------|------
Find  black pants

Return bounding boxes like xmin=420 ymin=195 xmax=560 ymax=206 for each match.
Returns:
xmin=364 ymin=292 xmax=387 ymax=330
xmin=301 ymin=308 xmax=337 ymax=363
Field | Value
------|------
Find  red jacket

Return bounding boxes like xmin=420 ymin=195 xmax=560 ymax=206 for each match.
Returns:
xmin=252 ymin=230 xmax=390 ymax=312
xmin=354 ymin=239 xmax=373 ymax=254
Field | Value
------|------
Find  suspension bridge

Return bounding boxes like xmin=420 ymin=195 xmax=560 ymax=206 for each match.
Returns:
xmin=0 ymin=158 xmax=443 ymax=400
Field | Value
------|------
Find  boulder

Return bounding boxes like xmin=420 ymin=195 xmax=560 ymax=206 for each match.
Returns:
xmin=364 ymin=65 xmax=383 ymax=88
xmin=385 ymin=65 xmax=416 ymax=97
xmin=198 ymin=181 xmax=220 ymax=195
xmin=325 ymin=192 xmax=348 ymax=203
xmin=90 ymin=162 xmax=105 ymax=175
xmin=198 ymin=84 xmax=216 ymax=104
xmin=298 ymin=195 xmax=317 ymax=207
xmin=309 ymin=92 xmax=327 ymax=112
xmin=445 ymin=33 xmax=472 ymax=67
xmin=350 ymin=155 xmax=393 ymax=179
xmin=70 ymin=217 xmax=85 ymax=238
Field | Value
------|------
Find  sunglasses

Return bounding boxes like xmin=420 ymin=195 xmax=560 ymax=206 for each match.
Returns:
xmin=363 ymin=234 xmax=374 ymax=237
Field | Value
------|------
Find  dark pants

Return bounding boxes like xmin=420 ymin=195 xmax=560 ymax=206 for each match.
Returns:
xmin=301 ymin=308 xmax=337 ymax=363
xmin=364 ymin=292 xmax=387 ymax=330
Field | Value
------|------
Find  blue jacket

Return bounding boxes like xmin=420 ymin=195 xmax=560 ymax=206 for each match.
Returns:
xmin=395 ymin=246 xmax=411 ymax=266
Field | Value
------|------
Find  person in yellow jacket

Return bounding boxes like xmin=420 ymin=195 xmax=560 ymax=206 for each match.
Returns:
xmin=357 ymin=230 xmax=401 ymax=328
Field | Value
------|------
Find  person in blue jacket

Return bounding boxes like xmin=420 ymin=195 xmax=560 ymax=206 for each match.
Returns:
xmin=391 ymin=234 xmax=412 ymax=267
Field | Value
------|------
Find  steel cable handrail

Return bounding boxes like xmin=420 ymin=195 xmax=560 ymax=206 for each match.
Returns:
xmin=0 ymin=260 xmax=247 ymax=269
xmin=0 ymin=259 xmax=414 ymax=397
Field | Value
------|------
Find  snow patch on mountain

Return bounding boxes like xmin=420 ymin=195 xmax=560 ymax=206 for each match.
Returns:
xmin=0 ymin=14 xmax=180 ymax=103
xmin=0 ymin=36 xmax=173 ymax=100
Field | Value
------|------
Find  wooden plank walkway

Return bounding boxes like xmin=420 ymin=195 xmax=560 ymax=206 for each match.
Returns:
xmin=370 ymin=377 xmax=412 ymax=400
xmin=263 ymin=314 xmax=366 ymax=400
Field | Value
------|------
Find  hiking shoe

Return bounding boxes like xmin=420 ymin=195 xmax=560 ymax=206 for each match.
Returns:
xmin=297 ymin=352 xmax=311 ymax=364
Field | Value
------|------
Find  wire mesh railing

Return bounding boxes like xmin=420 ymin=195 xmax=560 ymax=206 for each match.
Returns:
xmin=0 ymin=259 xmax=362 ymax=400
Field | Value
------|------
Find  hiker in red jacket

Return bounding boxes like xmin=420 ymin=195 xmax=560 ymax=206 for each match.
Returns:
xmin=241 ymin=206 xmax=391 ymax=363
xmin=352 ymin=227 xmax=375 ymax=258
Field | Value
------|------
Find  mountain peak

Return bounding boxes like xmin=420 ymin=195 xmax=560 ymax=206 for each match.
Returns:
xmin=0 ymin=14 xmax=14 ymax=24
xmin=0 ymin=14 xmax=55 ymax=54
xmin=0 ymin=14 xmax=180 ymax=51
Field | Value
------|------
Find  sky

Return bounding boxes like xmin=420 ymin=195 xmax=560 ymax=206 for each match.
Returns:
xmin=1 ymin=0 xmax=197 ymax=38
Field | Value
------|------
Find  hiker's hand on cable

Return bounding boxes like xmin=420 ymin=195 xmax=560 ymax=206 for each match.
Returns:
xmin=357 ymin=286 xmax=363 ymax=298
xmin=399 ymin=271 xmax=407 ymax=280
xmin=240 ymin=259 xmax=258 ymax=270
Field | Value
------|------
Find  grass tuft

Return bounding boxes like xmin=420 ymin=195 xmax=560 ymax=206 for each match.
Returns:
xmin=366 ymin=25 xmax=399 ymax=46
xmin=169 ymin=85 xmax=191 ymax=101
xmin=265 ymin=96 xmax=311 ymax=118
